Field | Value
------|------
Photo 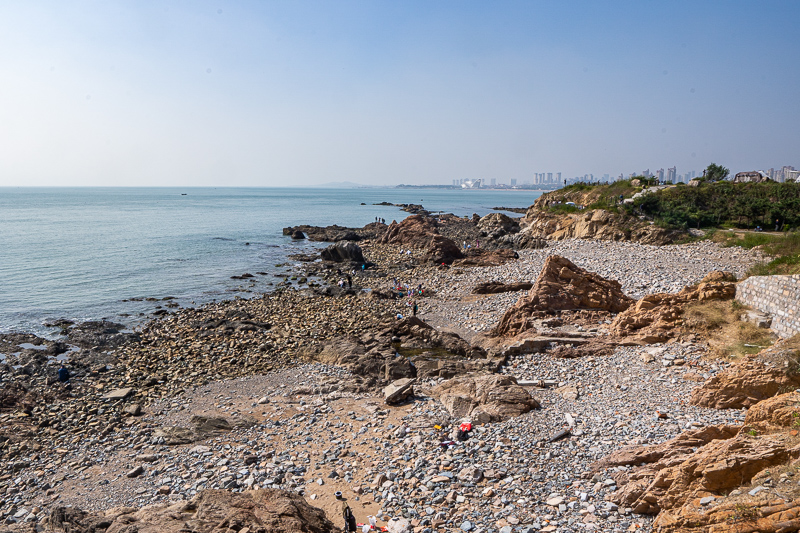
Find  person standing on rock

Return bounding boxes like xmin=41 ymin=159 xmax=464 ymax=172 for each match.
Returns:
xmin=346 ymin=274 xmax=352 ymax=288
xmin=413 ymin=302 xmax=418 ymax=317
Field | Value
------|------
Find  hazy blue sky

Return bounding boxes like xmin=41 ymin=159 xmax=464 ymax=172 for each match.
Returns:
xmin=1 ymin=1 xmax=798 ymax=187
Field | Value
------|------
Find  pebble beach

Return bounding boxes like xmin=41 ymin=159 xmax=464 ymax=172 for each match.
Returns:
xmin=0 ymin=236 xmax=764 ymax=532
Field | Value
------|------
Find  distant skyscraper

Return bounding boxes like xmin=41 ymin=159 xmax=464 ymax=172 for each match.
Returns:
xmin=656 ymin=169 xmax=664 ymax=181
xmin=510 ymin=178 xmax=517 ymax=186
xmin=557 ymin=172 xmax=562 ymax=182
xmin=667 ymin=167 xmax=676 ymax=183
xmin=547 ymin=172 xmax=553 ymax=183
xmin=490 ymin=178 xmax=496 ymax=187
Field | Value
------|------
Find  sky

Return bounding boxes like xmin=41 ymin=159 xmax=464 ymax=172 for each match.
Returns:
xmin=1 ymin=1 xmax=798 ymax=187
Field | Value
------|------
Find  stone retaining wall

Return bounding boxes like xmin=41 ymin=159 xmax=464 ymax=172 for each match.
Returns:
xmin=736 ymin=275 xmax=800 ymax=338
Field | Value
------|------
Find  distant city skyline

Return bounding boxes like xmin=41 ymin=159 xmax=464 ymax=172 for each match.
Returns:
xmin=1 ymin=1 xmax=798 ymax=187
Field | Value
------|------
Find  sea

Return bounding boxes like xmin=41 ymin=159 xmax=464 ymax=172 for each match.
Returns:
xmin=0 ymin=187 xmax=542 ymax=337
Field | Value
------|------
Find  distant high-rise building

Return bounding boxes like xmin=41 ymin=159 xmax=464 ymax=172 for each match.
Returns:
xmin=656 ymin=169 xmax=664 ymax=181
xmin=667 ymin=167 xmax=676 ymax=183
xmin=557 ymin=172 xmax=562 ymax=182
xmin=510 ymin=178 xmax=517 ymax=186
xmin=490 ymin=178 xmax=496 ymax=187
xmin=547 ymin=172 xmax=553 ymax=183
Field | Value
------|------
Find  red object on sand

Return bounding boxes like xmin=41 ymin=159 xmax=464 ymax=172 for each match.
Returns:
xmin=459 ymin=423 xmax=472 ymax=432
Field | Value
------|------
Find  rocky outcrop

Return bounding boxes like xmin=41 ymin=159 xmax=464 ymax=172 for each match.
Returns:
xmin=311 ymin=317 xmax=494 ymax=383
xmin=43 ymin=488 xmax=339 ymax=533
xmin=389 ymin=317 xmax=487 ymax=359
xmin=66 ymin=320 xmax=140 ymax=349
xmin=424 ymin=234 xmax=464 ymax=265
xmin=283 ymin=222 xmax=387 ymax=242
xmin=379 ymin=215 xmax=464 ymax=265
xmin=379 ymin=215 xmax=440 ymax=248
xmin=477 ymin=213 xmax=520 ymax=237
xmin=520 ymin=209 xmax=682 ymax=245
xmin=320 ymin=242 xmax=365 ymax=263
xmin=493 ymin=255 xmax=633 ymax=336
xmin=431 ymin=374 xmax=540 ymax=423
xmin=592 ymin=392 xmax=800 ymax=532
xmin=744 ymin=390 xmax=800 ymax=429
xmin=595 ymin=424 xmax=800 ymax=515
xmin=690 ymin=356 xmax=800 ymax=409
xmin=472 ymin=281 xmax=533 ymax=294
xmin=610 ymin=271 xmax=737 ymax=343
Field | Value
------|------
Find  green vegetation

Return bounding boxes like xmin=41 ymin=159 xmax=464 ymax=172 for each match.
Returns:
xmin=627 ymin=181 xmax=800 ymax=230
xmin=543 ymin=180 xmax=639 ymax=214
xmin=714 ymin=231 xmax=800 ymax=276
xmin=704 ymin=162 xmax=730 ymax=181
xmin=548 ymin=203 xmax=580 ymax=214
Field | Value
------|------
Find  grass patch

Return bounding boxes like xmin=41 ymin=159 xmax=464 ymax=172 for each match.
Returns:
xmin=682 ymin=300 xmax=776 ymax=359
xmin=712 ymin=231 xmax=800 ymax=276
xmin=546 ymin=203 xmax=580 ymax=214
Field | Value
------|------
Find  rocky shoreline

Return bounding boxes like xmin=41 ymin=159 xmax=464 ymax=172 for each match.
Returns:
xmin=3 ymin=206 xmax=799 ymax=533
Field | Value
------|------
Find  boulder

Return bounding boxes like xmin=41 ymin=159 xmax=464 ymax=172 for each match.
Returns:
xmin=102 ymin=387 xmax=134 ymax=400
xmin=477 ymin=213 xmax=520 ymax=235
xmin=290 ymin=230 xmax=305 ymax=240
xmin=43 ymin=488 xmax=339 ymax=533
xmin=384 ymin=378 xmax=415 ymax=405
xmin=424 ymin=234 xmax=464 ymax=265
xmin=690 ymin=356 xmax=800 ymax=409
xmin=493 ymin=255 xmax=633 ymax=336
xmin=432 ymin=374 xmax=540 ymax=422
xmin=378 ymin=215 xmax=440 ymax=248
xmin=320 ymin=242 xmax=365 ymax=263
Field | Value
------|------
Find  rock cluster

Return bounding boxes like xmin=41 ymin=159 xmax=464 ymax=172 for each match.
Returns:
xmin=610 ymin=271 xmax=737 ymax=343
xmin=431 ymin=373 xmax=540 ymax=422
xmin=43 ymin=488 xmax=339 ymax=533
xmin=379 ymin=215 xmax=464 ymax=265
xmin=493 ymin=255 xmax=633 ymax=336
xmin=520 ymin=209 xmax=683 ymax=245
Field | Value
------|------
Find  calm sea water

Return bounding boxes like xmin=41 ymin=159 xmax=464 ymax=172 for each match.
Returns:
xmin=0 ymin=187 xmax=542 ymax=336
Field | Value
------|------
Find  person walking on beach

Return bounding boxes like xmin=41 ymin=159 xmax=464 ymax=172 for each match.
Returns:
xmin=346 ymin=274 xmax=352 ymax=288
xmin=413 ymin=302 xmax=418 ymax=317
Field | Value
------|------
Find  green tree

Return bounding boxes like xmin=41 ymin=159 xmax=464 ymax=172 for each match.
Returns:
xmin=704 ymin=163 xmax=730 ymax=181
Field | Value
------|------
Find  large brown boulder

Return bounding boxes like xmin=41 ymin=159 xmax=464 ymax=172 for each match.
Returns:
xmin=610 ymin=272 xmax=736 ymax=342
xmin=379 ymin=215 xmax=463 ymax=264
xmin=424 ymin=234 xmax=464 ymax=264
xmin=431 ymin=373 xmax=540 ymax=422
xmin=690 ymin=356 xmax=800 ymax=409
xmin=43 ymin=489 xmax=340 ymax=533
xmin=379 ymin=215 xmax=440 ymax=248
xmin=493 ymin=255 xmax=633 ymax=336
